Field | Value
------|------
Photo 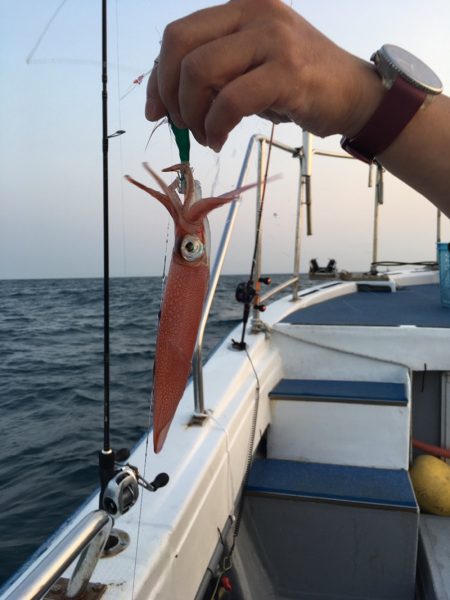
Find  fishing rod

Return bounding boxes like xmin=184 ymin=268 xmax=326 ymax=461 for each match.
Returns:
xmin=232 ymin=125 xmax=275 ymax=351
xmin=98 ymin=0 xmax=168 ymax=515
xmin=98 ymin=0 xmax=115 ymax=504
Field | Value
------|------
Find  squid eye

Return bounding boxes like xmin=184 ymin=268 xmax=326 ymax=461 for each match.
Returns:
xmin=180 ymin=235 xmax=204 ymax=262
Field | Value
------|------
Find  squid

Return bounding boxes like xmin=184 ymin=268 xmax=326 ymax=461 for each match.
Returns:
xmin=126 ymin=163 xmax=258 ymax=453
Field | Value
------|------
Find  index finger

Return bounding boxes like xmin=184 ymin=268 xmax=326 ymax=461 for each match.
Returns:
xmin=145 ymin=60 xmax=166 ymax=121
xmin=154 ymin=2 xmax=243 ymax=127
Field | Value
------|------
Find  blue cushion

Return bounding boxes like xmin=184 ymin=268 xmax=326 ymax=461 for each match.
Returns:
xmin=269 ymin=379 xmax=407 ymax=405
xmin=246 ymin=459 xmax=417 ymax=510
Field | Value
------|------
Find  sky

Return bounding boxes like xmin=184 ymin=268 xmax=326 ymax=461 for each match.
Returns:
xmin=1 ymin=0 xmax=450 ymax=279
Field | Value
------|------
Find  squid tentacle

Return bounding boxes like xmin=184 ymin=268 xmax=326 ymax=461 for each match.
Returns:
xmin=125 ymin=174 xmax=181 ymax=223
xmin=187 ymin=178 xmax=265 ymax=223
xmin=143 ymin=163 xmax=183 ymax=213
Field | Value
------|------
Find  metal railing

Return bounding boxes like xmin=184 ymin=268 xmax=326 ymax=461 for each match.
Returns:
xmin=192 ymin=134 xmax=308 ymax=416
xmin=3 ymin=510 xmax=113 ymax=600
xmin=191 ymin=135 xmax=396 ymax=416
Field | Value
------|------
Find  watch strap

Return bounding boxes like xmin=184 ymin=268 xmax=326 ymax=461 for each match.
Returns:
xmin=341 ymin=76 xmax=427 ymax=163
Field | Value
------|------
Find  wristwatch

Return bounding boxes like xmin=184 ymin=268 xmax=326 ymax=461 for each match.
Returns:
xmin=341 ymin=44 xmax=443 ymax=163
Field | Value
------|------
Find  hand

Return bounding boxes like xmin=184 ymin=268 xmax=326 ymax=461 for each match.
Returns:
xmin=145 ymin=0 xmax=383 ymax=151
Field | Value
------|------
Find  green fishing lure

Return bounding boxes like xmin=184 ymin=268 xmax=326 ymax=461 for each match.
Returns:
xmin=170 ymin=122 xmax=190 ymax=164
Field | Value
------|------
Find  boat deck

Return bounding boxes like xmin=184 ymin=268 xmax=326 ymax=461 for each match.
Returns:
xmin=283 ymin=284 xmax=450 ymax=328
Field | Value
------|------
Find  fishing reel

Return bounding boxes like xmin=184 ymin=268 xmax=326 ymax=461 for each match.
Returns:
xmin=102 ymin=466 xmax=139 ymax=516
xmin=102 ymin=460 xmax=169 ymax=517
xmin=232 ymin=277 xmax=272 ymax=351
xmin=235 ymin=276 xmax=272 ymax=312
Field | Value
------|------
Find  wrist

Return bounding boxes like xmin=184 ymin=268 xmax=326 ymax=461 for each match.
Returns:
xmin=341 ymin=46 xmax=443 ymax=163
xmin=340 ymin=59 xmax=386 ymax=139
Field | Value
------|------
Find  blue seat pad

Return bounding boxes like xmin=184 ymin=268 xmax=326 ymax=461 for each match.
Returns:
xmin=246 ymin=459 xmax=417 ymax=510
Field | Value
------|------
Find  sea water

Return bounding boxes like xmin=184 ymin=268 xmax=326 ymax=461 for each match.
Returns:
xmin=0 ymin=274 xmax=304 ymax=586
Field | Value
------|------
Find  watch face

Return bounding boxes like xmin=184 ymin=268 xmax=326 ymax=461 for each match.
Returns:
xmin=379 ymin=44 xmax=442 ymax=94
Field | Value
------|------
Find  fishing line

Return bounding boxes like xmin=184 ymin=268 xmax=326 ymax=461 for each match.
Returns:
xmin=131 ymin=440 xmax=147 ymax=599
xmin=209 ymin=348 xmax=261 ymax=599
xmin=131 ymin=205 xmax=171 ymax=600
xmin=27 ymin=57 xmax=138 ymax=72
xmin=26 ymin=0 xmax=69 ymax=64
xmin=160 ymin=219 xmax=171 ymax=291
xmin=208 ymin=413 xmax=238 ymax=521
xmin=120 ymin=70 xmax=151 ymax=101
xmin=113 ymin=0 xmax=129 ymax=277
xmin=249 ymin=124 xmax=275 ymax=291
xmin=26 ymin=0 xmax=138 ymax=73
xmin=230 ymin=348 xmax=260 ymax=551
xmin=209 ymin=153 xmax=221 ymax=197
xmin=132 ymin=126 xmax=187 ymax=596
xmin=144 ymin=118 xmax=168 ymax=152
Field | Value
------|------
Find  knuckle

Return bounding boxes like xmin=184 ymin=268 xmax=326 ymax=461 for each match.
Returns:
xmin=261 ymin=0 xmax=281 ymax=10
xmin=264 ymin=22 xmax=285 ymax=44
xmin=181 ymin=53 xmax=202 ymax=83
xmin=216 ymin=88 xmax=241 ymax=119
xmin=162 ymin=19 xmax=187 ymax=49
xmin=266 ymin=22 xmax=296 ymax=60
xmin=244 ymin=0 xmax=278 ymax=11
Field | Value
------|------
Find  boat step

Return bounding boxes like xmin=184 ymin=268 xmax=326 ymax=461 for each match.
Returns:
xmin=269 ymin=378 xmax=408 ymax=406
xmin=238 ymin=458 xmax=418 ymax=600
xmin=246 ymin=458 xmax=417 ymax=510
xmin=267 ymin=378 xmax=410 ymax=469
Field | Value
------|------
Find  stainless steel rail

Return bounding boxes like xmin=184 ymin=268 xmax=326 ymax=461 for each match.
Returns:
xmin=372 ymin=164 xmax=384 ymax=265
xmin=258 ymin=276 xmax=299 ymax=305
xmin=3 ymin=510 xmax=113 ymax=600
xmin=192 ymin=134 xmax=305 ymax=415
xmin=192 ymin=135 xmax=258 ymax=415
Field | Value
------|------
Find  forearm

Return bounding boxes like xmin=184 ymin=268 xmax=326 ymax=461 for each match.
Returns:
xmin=378 ymin=94 xmax=450 ymax=217
xmin=146 ymin=0 xmax=450 ymax=217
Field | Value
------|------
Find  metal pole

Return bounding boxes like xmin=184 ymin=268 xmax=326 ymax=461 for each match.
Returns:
xmin=302 ymin=132 xmax=313 ymax=236
xmin=292 ymin=153 xmax=304 ymax=300
xmin=437 ymin=209 xmax=442 ymax=244
xmin=192 ymin=136 xmax=257 ymax=415
xmin=372 ymin=164 xmax=384 ymax=266
xmin=372 ymin=198 xmax=379 ymax=265
xmin=252 ymin=138 xmax=266 ymax=326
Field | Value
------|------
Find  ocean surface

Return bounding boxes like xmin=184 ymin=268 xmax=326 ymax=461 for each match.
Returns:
xmin=0 ymin=274 xmax=305 ymax=587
